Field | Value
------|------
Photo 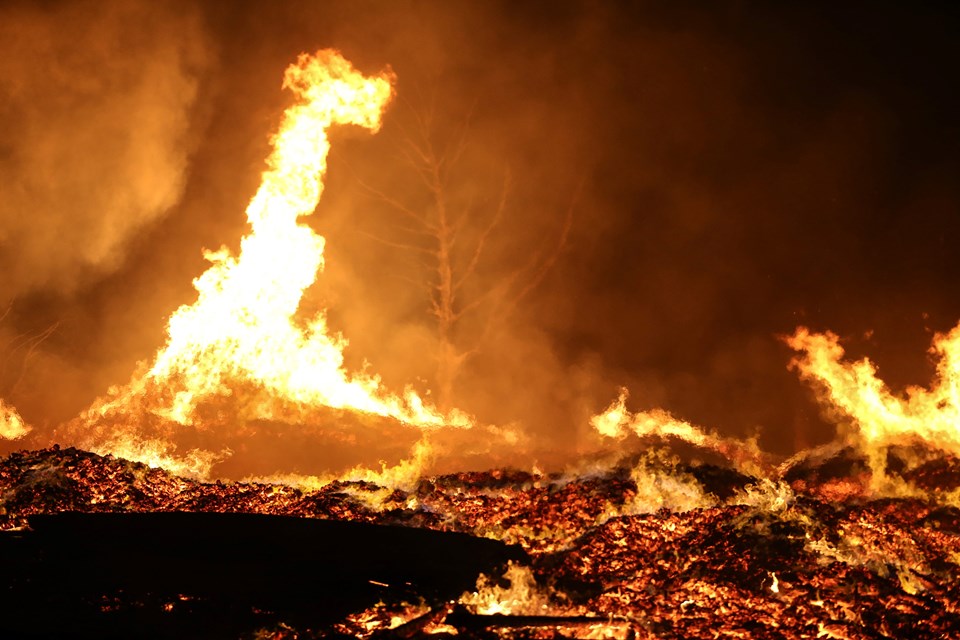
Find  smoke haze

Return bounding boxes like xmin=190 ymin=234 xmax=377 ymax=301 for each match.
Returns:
xmin=1 ymin=1 xmax=958 ymax=473
xmin=0 ymin=0 xmax=211 ymax=298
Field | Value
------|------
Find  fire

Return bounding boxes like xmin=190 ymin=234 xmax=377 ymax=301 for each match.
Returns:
xmin=0 ymin=399 xmax=30 ymax=440
xmin=590 ymin=388 xmax=714 ymax=444
xmin=244 ymin=437 xmax=437 ymax=497
xmin=590 ymin=388 xmax=765 ymax=476
xmin=786 ymin=324 xmax=960 ymax=484
xmin=460 ymin=562 xmax=553 ymax=616
xmin=71 ymin=50 xmax=469 ymax=476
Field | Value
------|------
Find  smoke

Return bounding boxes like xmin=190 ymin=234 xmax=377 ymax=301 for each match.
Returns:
xmin=0 ymin=0 xmax=211 ymax=299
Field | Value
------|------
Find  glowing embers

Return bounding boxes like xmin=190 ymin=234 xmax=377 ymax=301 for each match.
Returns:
xmin=3 ymin=446 xmax=960 ymax=637
xmin=71 ymin=50 xmax=469 ymax=476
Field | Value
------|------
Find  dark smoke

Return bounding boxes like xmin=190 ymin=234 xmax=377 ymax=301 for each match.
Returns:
xmin=2 ymin=2 xmax=959 ymax=472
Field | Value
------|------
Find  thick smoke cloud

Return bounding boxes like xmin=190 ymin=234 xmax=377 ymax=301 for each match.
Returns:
xmin=0 ymin=0 xmax=210 ymax=298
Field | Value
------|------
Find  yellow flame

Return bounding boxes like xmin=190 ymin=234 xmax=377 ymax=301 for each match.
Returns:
xmin=459 ymin=563 xmax=631 ymax=639
xmin=245 ymin=436 xmax=436 ymax=497
xmin=624 ymin=455 xmax=715 ymax=514
xmin=590 ymin=388 xmax=765 ymax=476
xmin=0 ymin=399 xmax=30 ymax=440
xmin=590 ymin=388 xmax=712 ymax=443
xmin=460 ymin=562 xmax=554 ymax=616
xmin=786 ymin=324 xmax=960 ymax=479
xmin=92 ymin=433 xmax=226 ymax=479
xmin=74 ymin=50 xmax=470 ymax=476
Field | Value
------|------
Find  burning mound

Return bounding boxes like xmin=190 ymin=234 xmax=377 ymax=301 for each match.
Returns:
xmin=2 ymin=445 xmax=960 ymax=638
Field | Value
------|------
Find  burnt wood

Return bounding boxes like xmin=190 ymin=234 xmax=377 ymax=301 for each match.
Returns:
xmin=0 ymin=511 xmax=526 ymax=639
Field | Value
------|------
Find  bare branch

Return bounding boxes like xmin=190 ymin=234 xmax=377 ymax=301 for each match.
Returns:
xmin=348 ymin=84 xmax=583 ymax=409
xmin=355 ymin=178 xmax=438 ymax=231
xmin=471 ymin=180 xmax=583 ymax=344
xmin=450 ymin=193 xmax=475 ymax=236
xmin=391 ymin=273 xmax=433 ymax=296
xmin=393 ymin=223 xmax=440 ymax=239
xmin=428 ymin=297 xmax=443 ymax=321
xmin=457 ymin=344 xmax=481 ymax=364
xmin=396 ymin=93 xmax=441 ymax=172
xmin=504 ymin=181 xmax=580 ymax=310
xmin=453 ymin=267 xmax=522 ymax=322
xmin=358 ymin=229 xmax=436 ymax=256
xmin=442 ymin=101 xmax=476 ymax=179
xmin=454 ymin=170 xmax=511 ymax=293
xmin=387 ymin=118 xmax=443 ymax=191
xmin=394 ymin=125 xmax=434 ymax=172
xmin=330 ymin=149 xmax=437 ymax=231
xmin=7 ymin=322 xmax=58 ymax=396
xmin=400 ymin=86 xmax=437 ymax=145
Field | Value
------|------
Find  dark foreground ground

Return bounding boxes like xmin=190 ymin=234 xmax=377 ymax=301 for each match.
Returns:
xmin=1 ymin=445 xmax=960 ymax=639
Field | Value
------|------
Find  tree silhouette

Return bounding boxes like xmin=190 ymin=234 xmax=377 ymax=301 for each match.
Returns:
xmin=0 ymin=302 xmax=57 ymax=402
xmin=353 ymin=96 xmax=580 ymax=411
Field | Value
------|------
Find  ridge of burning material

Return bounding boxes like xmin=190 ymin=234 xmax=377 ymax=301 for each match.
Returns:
xmin=2 ymin=445 xmax=960 ymax=638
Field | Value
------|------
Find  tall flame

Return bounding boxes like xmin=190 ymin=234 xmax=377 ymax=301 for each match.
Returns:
xmin=786 ymin=324 xmax=960 ymax=482
xmin=74 ymin=50 xmax=469 ymax=476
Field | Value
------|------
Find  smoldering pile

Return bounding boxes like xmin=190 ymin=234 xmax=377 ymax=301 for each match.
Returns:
xmin=2 ymin=444 xmax=960 ymax=639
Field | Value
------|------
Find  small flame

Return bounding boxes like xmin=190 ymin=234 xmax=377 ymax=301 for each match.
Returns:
xmin=590 ymin=389 xmax=717 ymax=444
xmin=246 ymin=436 xmax=437 ymax=497
xmin=590 ymin=388 xmax=765 ymax=476
xmin=0 ymin=399 xmax=30 ymax=440
xmin=460 ymin=562 xmax=554 ymax=616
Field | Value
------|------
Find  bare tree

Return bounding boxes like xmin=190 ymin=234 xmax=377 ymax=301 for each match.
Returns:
xmin=0 ymin=301 xmax=58 ymax=401
xmin=353 ymin=97 xmax=580 ymax=411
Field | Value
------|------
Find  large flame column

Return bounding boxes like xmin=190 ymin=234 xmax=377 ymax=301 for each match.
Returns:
xmin=75 ymin=50 xmax=472 ymax=478
xmin=148 ymin=51 xmax=397 ymax=424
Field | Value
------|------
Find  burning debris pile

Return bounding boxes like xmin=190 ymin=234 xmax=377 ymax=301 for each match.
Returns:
xmin=3 ymin=42 xmax=960 ymax=640
xmin=2 ymin=444 xmax=960 ymax=638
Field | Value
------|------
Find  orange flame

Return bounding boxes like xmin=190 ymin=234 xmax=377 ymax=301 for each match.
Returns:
xmin=0 ymin=399 xmax=30 ymax=440
xmin=786 ymin=324 xmax=960 ymax=485
xmin=590 ymin=388 xmax=765 ymax=476
xmin=73 ymin=50 xmax=470 ymax=475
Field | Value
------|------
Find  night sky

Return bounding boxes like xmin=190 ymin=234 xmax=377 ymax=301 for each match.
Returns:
xmin=1 ymin=1 xmax=958 ymax=462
